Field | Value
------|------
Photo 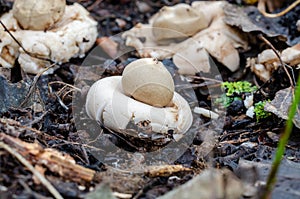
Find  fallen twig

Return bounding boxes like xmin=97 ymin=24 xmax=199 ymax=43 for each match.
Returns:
xmin=258 ymin=0 xmax=300 ymax=18
xmin=0 ymin=133 xmax=96 ymax=183
xmin=0 ymin=141 xmax=64 ymax=199
xmin=19 ymin=64 xmax=56 ymax=108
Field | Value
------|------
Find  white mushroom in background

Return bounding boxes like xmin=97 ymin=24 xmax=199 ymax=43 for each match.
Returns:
xmin=281 ymin=43 xmax=300 ymax=66
xmin=0 ymin=1 xmax=98 ymax=74
xmin=151 ymin=3 xmax=208 ymax=42
xmin=85 ymin=58 xmax=193 ymax=141
xmin=250 ymin=49 xmax=279 ymax=82
xmin=122 ymin=1 xmax=248 ymax=75
xmin=12 ymin=0 xmax=66 ymax=30
xmin=250 ymin=44 xmax=300 ymax=82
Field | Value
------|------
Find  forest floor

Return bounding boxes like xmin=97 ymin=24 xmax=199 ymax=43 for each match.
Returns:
xmin=1 ymin=0 xmax=300 ymax=199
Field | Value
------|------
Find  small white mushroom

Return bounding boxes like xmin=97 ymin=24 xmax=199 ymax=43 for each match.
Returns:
xmin=257 ymin=49 xmax=279 ymax=64
xmin=151 ymin=3 xmax=209 ymax=41
xmin=251 ymin=49 xmax=280 ymax=82
xmin=122 ymin=58 xmax=174 ymax=107
xmin=85 ymin=76 xmax=192 ymax=138
xmin=251 ymin=64 xmax=271 ymax=82
xmin=281 ymin=44 xmax=300 ymax=66
xmin=12 ymin=0 xmax=66 ymax=30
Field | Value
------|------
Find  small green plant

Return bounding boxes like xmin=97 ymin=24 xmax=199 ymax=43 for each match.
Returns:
xmin=254 ymin=100 xmax=272 ymax=121
xmin=216 ymin=81 xmax=257 ymax=107
xmin=222 ymin=81 xmax=257 ymax=96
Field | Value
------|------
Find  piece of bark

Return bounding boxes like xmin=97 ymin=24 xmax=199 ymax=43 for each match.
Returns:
xmin=145 ymin=165 xmax=192 ymax=178
xmin=0 ymin=133 xmax=95 ymax=183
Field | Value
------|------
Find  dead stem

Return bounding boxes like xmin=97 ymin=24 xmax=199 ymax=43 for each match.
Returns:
xmin=19 ymin=64 xmax=57 ymax=108
xmin=258 ymin=34 xmax=295 ymax=88
xmin=48 ymin=81 xmax=81 ymax=101
xmin=0 ymin=142 xmax=64 ymax=199
xmin=48 ymin=81 xmax=81 ymax=92
xmin=258 ymin=0 xmax=300 ymax=18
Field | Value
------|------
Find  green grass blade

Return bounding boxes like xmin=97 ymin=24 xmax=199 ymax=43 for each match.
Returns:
xmin=262 ymin=73 xmax=300 ymax=198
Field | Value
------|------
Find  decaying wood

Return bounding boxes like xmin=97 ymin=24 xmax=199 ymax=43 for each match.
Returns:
xmin=0 ymin=133 xmax=96 ymax=183
xmin=0 ymin=141 xmax=64 ymax=199
xmin=145 ymin=165 xmax=192 ymax=178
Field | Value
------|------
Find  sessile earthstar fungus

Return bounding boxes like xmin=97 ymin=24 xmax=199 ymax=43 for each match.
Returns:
xmin=122 ymin=1 xmax=248 ymax=75
xmin=151 ymin=3 xmax=209 ymax=42
xmin=250 ymin=44 xmax=300 ymax=82
xmin=122 ymin=58 xmax=175 ymax=107
xmin=0 ymin=0 xmax=97 ymax=74
xmin=85 ymin=58 xmax=193 ymax=141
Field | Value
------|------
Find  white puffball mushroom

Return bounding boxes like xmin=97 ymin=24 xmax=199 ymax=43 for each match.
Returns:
xmin=0 ymin=3 xmax=98 ymax=74
xmin=85 ymin=76 xmax=192 ymax=138
xmin=122 ymin=58 xmax=175 ymax=107
xmin=151 ymin=3 xmax=209 ymax=41
xmin=12 ymin=0 xmax=66 ymax=30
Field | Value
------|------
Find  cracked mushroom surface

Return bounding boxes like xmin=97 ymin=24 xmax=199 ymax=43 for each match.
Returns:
xmin=85 ymin=59 xmax=193 ymax=141
xmin=12 ymin=0 xmax=66 ymax=31
xmin=0 ymin=2 xmax=98 ymax=74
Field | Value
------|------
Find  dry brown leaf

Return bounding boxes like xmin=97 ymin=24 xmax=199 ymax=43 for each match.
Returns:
xmin=157 ymin=169 xmax=243 ymax=199
xmin=265 ymin=87 xmax=300 ymax=128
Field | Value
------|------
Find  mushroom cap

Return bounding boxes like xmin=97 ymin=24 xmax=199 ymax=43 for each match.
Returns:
xmin=281 ymin=44 xmax=300 ymax=65
xmin=257 ymin=49 xmax=279 ymax=64
xmin=122 ymin=58 xmax=175 ymax=107
xmin=151 ymin=3 xmax=209 ymax=41
xmin=12 ymin=0 xmax=66 ymax=30
xmin=173 ymin=42 xmax=211 ymax=74
xmin=85 ymin=76 xmax=192 ymax=136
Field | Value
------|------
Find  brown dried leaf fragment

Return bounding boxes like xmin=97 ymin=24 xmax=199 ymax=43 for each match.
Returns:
xmin=265 ymin=87 xmax=300 ymax=128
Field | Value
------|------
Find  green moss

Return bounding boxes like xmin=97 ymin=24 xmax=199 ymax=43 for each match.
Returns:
xmin=254 ymin=100 xmax=272 ymax=121
xmin=216 ymin=81 xmax=257 ymax=107
xmin=216 ymin=94 xmax=241 ymax=107
xmin=222 ymin=81 xmax=257 ymax=96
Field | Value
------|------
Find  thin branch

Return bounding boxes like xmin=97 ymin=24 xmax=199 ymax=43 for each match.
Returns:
xmin=0 ymin=141 xmax=63 ymax=199
xmin=258 ymin=0 xmax=300 ymax=18
xmin=19 ymin=64 xmax=56 ymax=108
